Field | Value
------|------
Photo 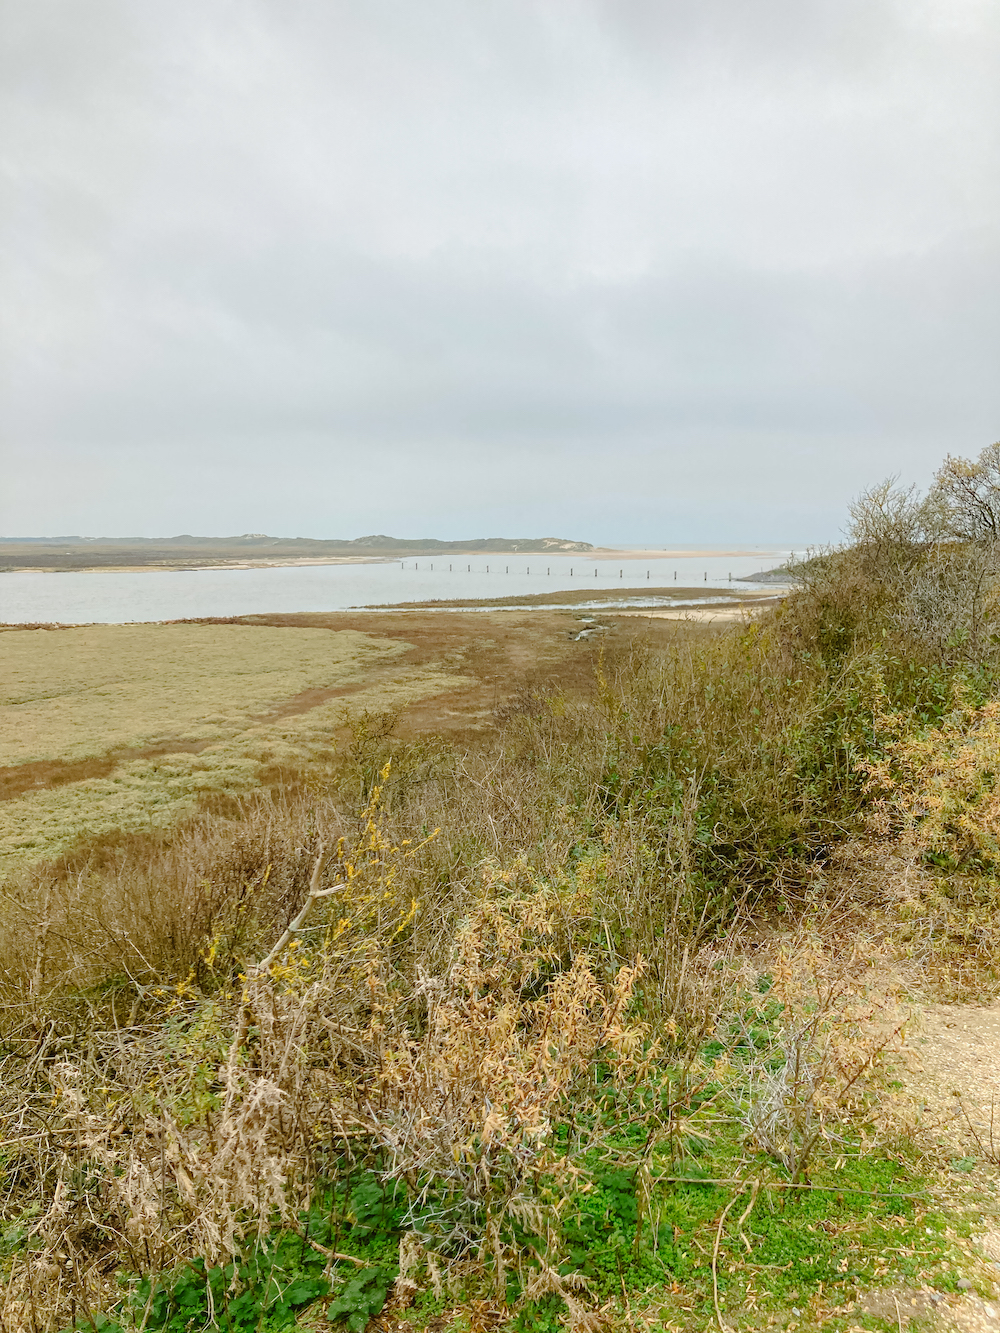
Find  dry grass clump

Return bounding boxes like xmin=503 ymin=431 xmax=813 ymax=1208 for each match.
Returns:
xmin=355 ymin=889 xmax=652 ymax=1286
xmin=0 ymin=788 xmax=330 ymax=993
xmin=864 ymin=693 xmax=1000 ymax=869
xmin=0 ymin=785 xmax=422 ymax=1326
xmin=732 ymin=940 xmax=910 ymax=1181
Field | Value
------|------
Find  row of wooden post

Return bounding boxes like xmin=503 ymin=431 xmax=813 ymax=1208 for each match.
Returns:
xmin=402 ymin=563 xmax=732 ymax=582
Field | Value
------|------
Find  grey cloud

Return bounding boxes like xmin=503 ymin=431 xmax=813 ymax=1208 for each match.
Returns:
xmin=2 ymin=0 xmax=999 ymax=541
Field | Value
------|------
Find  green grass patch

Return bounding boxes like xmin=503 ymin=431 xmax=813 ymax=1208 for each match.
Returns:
xmin=71 ymin=1177 xmax=408 ymax=1333
xmin=62 ymin=1117 xmax=973 ymax=1333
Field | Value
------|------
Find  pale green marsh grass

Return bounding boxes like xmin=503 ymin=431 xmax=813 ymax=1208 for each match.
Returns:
xmin=0 ymin=624 xmax=470 ymax=874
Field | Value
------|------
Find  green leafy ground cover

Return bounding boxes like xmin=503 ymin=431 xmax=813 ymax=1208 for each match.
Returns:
xmin=58 ymin=1034 xmax=992 ymax=1333
xmin=62 ymin=1095 xmax=981 ymax=1333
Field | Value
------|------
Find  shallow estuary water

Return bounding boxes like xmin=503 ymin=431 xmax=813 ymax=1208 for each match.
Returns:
xmin=0 ymin=552 xmax=791 ymax=625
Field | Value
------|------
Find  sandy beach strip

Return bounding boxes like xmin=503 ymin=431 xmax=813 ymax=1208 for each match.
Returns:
xmin=612 ymin=596 xmax=783 ymax=623
xmin=587 ymin=548 xmax=785 ymax=561
xmin=7 ymin=548 xmax=788 ymax=574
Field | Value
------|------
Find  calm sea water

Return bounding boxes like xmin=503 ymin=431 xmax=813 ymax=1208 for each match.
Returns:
xmin=0 ymin=553 xmax=791 ymax=625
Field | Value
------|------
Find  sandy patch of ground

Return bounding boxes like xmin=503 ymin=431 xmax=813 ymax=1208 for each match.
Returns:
xmin=855 ymin=1287 xmax=1000 ymax=1331
xmin=587 ymin=548 xmax=787 ymax=560
xmin=870 ymin=1003 xmax=1000 ymax=1330
xmin=63 ymin=555 xmax=405 ymax=572
xmin=613 ymin=595 xmax=784 ymax=624
xmin=900 ymin=1003 xmax=1000 ymax=1163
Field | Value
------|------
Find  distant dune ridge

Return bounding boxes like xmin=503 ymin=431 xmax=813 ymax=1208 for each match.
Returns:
xmin=0 ymin=533 xmax=595 ymax=571
xmin=334 ymin=534 xmax=594 ymax=553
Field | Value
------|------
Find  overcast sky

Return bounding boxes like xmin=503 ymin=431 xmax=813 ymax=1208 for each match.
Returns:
xmin=3 ymin=0 xmax=999 ymax=544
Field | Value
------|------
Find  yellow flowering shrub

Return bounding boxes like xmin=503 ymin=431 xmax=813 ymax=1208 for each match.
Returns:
xmin=861 ymin=696 xmax=1000 ymax=870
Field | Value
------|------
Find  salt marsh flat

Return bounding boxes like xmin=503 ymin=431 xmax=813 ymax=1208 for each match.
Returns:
xmin=0 ymin=606 xmax=720 ymax=877
xmin=0 ymin=622 xmax=467 ymax=874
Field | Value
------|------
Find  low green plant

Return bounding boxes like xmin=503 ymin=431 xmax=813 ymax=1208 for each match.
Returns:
xmin=66 ymin=1175 xmax=406 ymax=1333
xmin=325 ymin=1266 xmax=395 ymax=1332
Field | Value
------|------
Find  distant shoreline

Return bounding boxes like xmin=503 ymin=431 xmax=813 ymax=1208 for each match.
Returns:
xmin=2 ymin=546 xmax=784 ymax=574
